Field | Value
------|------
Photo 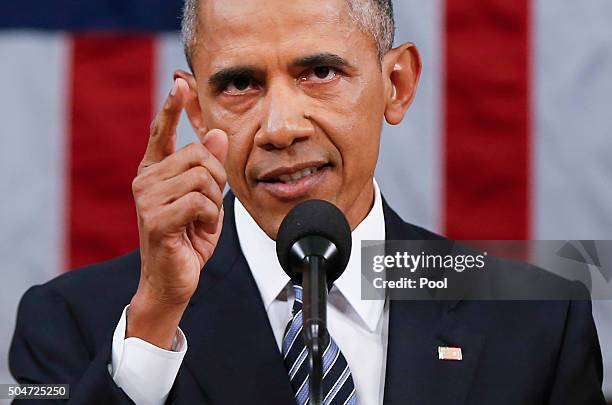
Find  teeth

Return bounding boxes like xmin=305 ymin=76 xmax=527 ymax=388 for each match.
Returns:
xmin=277 ymin=167 xmax=319 ymax=183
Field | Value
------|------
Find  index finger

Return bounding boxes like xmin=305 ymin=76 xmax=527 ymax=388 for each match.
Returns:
xmin=141 ymin=78 xmax=189 ymax=167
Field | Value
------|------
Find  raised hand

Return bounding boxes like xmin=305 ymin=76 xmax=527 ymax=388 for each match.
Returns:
xmin=127 ymin=78 xmax=228 ymax=349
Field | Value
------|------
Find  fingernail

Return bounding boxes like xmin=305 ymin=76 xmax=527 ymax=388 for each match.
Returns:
xmin=170 ymin=79 xmax=179 ymax=96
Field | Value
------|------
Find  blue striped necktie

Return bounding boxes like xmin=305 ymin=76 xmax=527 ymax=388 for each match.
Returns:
xmin=282 ymin=284 xmax=358 ymax=405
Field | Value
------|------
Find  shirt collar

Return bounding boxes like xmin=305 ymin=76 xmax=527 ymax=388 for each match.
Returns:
xmin=234 ymin=179 xmax=386 ymax=332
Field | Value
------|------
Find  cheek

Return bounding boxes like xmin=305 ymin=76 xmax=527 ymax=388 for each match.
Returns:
xmin=207 ymin=102 xmax=256 ymax=133
xmin=223 ymin=132 xmax=252 ymax=192
xmin=204 ymin=101 xmax=260 ymax=170
xmin=313 ymin=76 xmax=385 ymax=172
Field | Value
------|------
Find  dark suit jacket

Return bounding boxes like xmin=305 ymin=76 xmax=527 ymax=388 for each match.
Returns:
xmin=10 ymin=193 xmax=606 ymax=404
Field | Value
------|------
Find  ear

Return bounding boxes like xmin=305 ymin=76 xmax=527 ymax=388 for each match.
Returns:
xmin=173 ymin=69 xmax=208 ymax=140
xmin=382 ymin=43 xmax=422 ymax=125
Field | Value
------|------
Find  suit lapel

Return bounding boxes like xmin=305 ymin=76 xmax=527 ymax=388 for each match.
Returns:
xmin=179 ymin=192 xmax=294 ymax=404
xmin=382 ymin=200 xmax=484 ymax=405
xmin=175 ymin=194 xmax=485 ymax=404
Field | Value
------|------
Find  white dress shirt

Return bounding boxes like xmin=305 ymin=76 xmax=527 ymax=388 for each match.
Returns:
xmin=110 ymin=180 xmax=388 ymax=405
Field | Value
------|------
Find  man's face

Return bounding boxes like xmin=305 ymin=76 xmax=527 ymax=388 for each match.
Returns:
xmin=191 ymin=0 xmax=390 ymax=239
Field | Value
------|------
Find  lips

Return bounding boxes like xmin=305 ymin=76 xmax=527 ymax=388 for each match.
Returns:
xmin=270 ymin=166 xmax=321 ymax=183
xmin=256 ymin=161 xmax=331 ymax=200
xmin=257 ymin=162 xmax=330 ymax=184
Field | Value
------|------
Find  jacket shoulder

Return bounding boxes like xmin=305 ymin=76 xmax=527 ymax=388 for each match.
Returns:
xmin=382 ymin=198 xmax=445 ymax=241
xmin=42 ymin=249 xmax=141 ymax=300
xmin=15 ymin=250 xmax=142 ymax=350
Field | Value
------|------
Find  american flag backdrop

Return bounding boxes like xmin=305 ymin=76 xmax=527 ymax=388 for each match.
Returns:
xmin=1 ymin=0 xmax=611 ymax=396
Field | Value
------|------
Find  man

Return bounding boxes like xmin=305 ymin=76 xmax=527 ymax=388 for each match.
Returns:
xmin=9 ymin=0 xmax=606 ymax=404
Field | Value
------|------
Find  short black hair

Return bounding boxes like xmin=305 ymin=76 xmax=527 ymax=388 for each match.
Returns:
xmin=181 ymin=0 xmax=395 ymax=71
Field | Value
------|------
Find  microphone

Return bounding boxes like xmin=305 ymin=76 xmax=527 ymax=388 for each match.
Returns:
xmin=276 ymin=200 xmax=352 ymax=405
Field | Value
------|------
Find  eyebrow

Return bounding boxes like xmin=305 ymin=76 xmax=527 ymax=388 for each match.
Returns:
xmin=207 ymin=53 xmax=353 ymax=89
xmin=291 ymin=53 xmax=353 ymax=70
xmin=208 ymin=66 xmax=257 ymax=89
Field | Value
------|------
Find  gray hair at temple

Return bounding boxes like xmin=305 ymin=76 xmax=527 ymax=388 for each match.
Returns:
xmin=181 ymin=0 xmax=395 ymax=71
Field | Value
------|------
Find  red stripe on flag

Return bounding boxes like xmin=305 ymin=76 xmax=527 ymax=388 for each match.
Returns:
xmin=444 ymin=1 xmax=531 ymax=239
xmin=67 ymin=34 xmax=155 ymax=269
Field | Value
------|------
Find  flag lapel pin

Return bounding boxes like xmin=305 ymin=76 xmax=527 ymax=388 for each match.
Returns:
xmin=438 ymin=346 xmax=463 ymax=361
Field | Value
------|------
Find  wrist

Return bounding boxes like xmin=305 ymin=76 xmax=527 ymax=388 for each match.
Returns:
xmin=127 ymin=286 xmax=189 ymax=350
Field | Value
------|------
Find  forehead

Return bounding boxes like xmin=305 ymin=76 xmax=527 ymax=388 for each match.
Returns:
xmin=195 ymin=0 xmax=372 ymax=71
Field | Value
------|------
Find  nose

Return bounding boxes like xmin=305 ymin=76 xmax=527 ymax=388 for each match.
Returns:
xmin=255 ymin=81 xmax=314 ymax=149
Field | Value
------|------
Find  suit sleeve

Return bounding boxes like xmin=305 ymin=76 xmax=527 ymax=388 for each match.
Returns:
xmin=547 ymin=295 xmax=607 ymax=405
xmin=9 ymin=285 xmax=134 ymax=405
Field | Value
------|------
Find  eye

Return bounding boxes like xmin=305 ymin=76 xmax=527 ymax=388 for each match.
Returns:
xmin=304 ymin=66 xmax=338 ymax=83
xmin=224 ymin=76 xmax=256 ymax=95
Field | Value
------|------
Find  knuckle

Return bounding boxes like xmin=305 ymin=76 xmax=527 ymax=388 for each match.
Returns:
xmin=191 ymin=193 xmax=218 ymax=221
xmin=184 ymin=167 xmax=210 ymax=197
xmin=191 ymin=143 xmax=210 ymax=162
xmin=141 ymin=211 xmax=161 ymax=236
xmin=184 ymin=142 xmax=198 ymax=153
xmin=186 ymin=192 xmax=205 ymax=212
xmin=203 ymin=197 xmax=219 ymax=218
xmin=133 ymin=194 xmax=144 ymax=210
xmin=178 ymin=142 xmax=196 ymax=160
xmin=162 ymin=100 xmax=176 ymax=115
xmin=218 ymin=169 xmax=228 ymax=185
xmin=207 ymin=184 xmax=223 ymax=206
xmin=149 ymin=118 xmax=160 ymax=136
xmin=132 ymin=168 xmax=158 ymax=195
xmin=179 ymin=143 xmax=210 ymax=167
xmin=183 ymin=168 xmax=198 ymax=190
xmin=135 ymin=191 xmax=159 ymax=227
xmin=206 ymin=205 xmax=221 ymax=224
xmin=193 ymin=166 xmax=212 ymax=185
xmin=135 ymin=192 xmax=153 ymax=213
xmin=132 ymin=175 xmax=144 ymax=195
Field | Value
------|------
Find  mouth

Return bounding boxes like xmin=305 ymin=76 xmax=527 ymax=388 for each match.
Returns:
xmin=257 ymin=162 xmax=332 ymax=200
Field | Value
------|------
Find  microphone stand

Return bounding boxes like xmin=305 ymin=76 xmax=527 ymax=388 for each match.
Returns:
xmin=303 ymin=256 xmax=329 ymax=405
xmin=292 ymin=236 xmax=337 ymax=405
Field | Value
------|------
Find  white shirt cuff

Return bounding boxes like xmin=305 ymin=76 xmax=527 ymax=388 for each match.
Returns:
xmin=109 ymin=305 xmax=187 ymax=405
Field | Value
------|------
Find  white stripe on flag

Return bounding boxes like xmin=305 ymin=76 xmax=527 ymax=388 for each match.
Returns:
xmin=533 ymin=0 xmax=612 ymax=396
xmin=376 ymin=0 xmax=443 ymax=234
xmin=0 ymin=31 xmax=69 ymax=385
xmin=534 ymin=0 xmax=612 ymax=240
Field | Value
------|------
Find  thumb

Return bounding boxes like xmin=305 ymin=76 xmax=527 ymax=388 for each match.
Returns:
xmin=202 ymin=129 xmax=229 ymax=166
